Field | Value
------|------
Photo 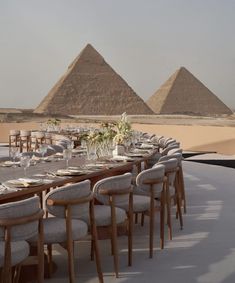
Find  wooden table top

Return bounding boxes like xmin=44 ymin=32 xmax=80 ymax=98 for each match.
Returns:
xmin=0 ymin=151 xmax=154 ymax=204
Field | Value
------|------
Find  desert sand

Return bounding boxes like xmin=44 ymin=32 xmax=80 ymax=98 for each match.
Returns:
xmin=1 ymin=119 xmax=235 ymax=155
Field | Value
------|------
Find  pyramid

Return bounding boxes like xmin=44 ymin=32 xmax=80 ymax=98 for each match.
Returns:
xmin=147 ymin=67 xmax=232 ymax=116
xmin=34 ymin=44 xmax=153 ymax=115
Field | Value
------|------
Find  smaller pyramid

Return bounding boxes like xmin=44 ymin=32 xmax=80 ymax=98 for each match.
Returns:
xmin=147 ymin=67 xmax=232 ymax=116
xmin=34 ymin=44 xmax=153 ymax=115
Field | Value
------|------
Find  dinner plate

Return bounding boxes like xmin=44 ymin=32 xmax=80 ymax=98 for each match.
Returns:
xmin=4 ymin=178 xmax=44 ymax=188
xmin=126 ymin=153 xmax=144 ymax=157
xmin=56 ymin=169 xmax=86 ymax=176
xmin=1 ymin=161 xmax=20 ymax=167
xmin=111 ymin=156 xmax=134 ymax=162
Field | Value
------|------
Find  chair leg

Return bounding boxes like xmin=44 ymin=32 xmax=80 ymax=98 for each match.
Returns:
xmin=65 ymin=207 xmax=75 ymax=283
xmin=38 ymin=219 xmax=44 ymax=283
xmin=176 ymin=194 xmax=183 ymax=230
xmin=47 ymin=244 xmax=53 ymax=278
xmin=13 ymin=265 xmax=21 ymax=283
xmin=166 ymin=185 xmax=172 ymax=241
xmin=160 ymin=191 xmax=165 ymax=249
xmin=134 ymin=213 xmax=138 ymax=224
xmin=91 ymin=226 xmax=103 ymax=283
xmin=141 ymin=213 xmax=145 ymax=226
xmin=149 ymin=195 xmax=155 ymax=258
xmin=128 ymin=211 xmax=133 ymax=266
xmin=179 ymin=167 xmax=186 ymax=213
xmin=90 ymin=240 xmax=94 ymax=261
xmin=90 ymin=200 xmax=103 ymax=283
xmin=4 ymin=228 xmax=12 ymax=283
xmin=110 ymin=199 xmax=119 ymax=278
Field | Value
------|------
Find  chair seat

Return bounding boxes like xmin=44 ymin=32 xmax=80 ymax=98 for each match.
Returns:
xmin=29 ymin=217 xmax=88 ymax=244
xmin=118 ymin=195 xmax=156 ymax=213
xmin=0 ymin=240 xmax=29 ymax=267
xmin=81 ymin=205 xmax=127 ymax=226
xmin=134 ymin=186 xmax=162 ymax=198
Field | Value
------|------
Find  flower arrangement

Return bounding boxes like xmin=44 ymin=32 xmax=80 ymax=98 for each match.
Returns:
xmin=46 ymin=118 xmax=61 ymax=126
xmin=80 ymin=113 xmax=132 ymax=157
xmin=113 ymin=112 xmax=132 ymax=145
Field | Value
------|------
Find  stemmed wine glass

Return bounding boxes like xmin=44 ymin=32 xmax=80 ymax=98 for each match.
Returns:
xmin=63 ymin=149 xmax=72 ymax=168
xmin=39 ymin=144 xmax=48 ymax=161
xmin=20 ymin=156 xmax=31 ymax=177
xmin=9 ymin=147 xmax=19 ymax=167
xmin=67 ymin=141 xmax=74 ymax=150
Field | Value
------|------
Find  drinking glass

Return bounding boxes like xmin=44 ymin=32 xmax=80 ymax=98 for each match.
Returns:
xmin=67 ymin=141 xmax=74 ymax=150
xmin=9 ymin=147 xmax=19 ymax=167
xmin=20 ymin=156 xmax=31 ymax=177
xmin=63 ymin=149 xmax=72 ymax=168
xmin=39 ymin=144 xmax=48 ymax=160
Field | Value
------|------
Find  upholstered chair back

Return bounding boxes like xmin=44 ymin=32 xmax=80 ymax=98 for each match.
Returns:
xmin=0 ymin=196 xmax=41 ymax=241
xmin=93 ymin=173 xmax=132 ymax=206
xmin=45 ymin=180 xmax=91 ymax=219
xmin=158 ymin=158 xmax=178 ymax=186
xmin=136 ymin=164 xmax=165 ymax=197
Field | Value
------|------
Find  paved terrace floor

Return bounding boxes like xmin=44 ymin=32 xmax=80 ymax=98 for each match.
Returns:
xmin=43 ymin=161 xmax=235 ymax=283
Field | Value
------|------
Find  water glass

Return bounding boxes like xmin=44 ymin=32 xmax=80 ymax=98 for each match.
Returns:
xmin=9 ymin=147 xmax=19 ymax=166
xmin=39 ymin=144 xmax=48 ymax=159
xmin=63 ymin=149 xmax=72 ymax=168
xmin=67 ymin=141 xmax=74 ymax=150
xmin=20 ymin=156 xmax=31 ymax=177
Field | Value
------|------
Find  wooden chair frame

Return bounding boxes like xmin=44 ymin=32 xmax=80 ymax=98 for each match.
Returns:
xmin=46 ymin=193 xmax=103 ymax=283
xmin=164 ymin=167 xmax=183 ymax=241
xmin=0 ymin=209 xmax=44 ymax=283
xmin=141 ymin=176 xmax=167 ymax=258
xmin=96 ymin=186 xmax=133 ymax=278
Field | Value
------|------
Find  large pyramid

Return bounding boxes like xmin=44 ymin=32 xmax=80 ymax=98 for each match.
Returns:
xmin=147 ymin=67 xmax=232 ymax=116
xmin=34 ymin=44 xmax=153 ymax=115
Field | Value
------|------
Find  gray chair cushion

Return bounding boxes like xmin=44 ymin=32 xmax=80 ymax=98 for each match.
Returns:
xmin=118 ymin=195 xmax=156 ymax=213
xmin=93 ymin=173 xmax=132 ymax=207
xmin=146 ymin=152 xmax=161 ymax=168
xmin=0 ymin=241 xmax=29 ymax=267
xmin=45 ymin=180 xmax=91 ymax=219
xmin=136 ymin=165 xmax=165 ymax=198
xmin=158 ymin=158 xmax=178 ymax=186
xmin=80 ymin=205 xmax=127 ymax=226
xmin=0 ymin=196 xmax=40 ymax=241
xmin=29 ymin=217 xmax=88 ymax=244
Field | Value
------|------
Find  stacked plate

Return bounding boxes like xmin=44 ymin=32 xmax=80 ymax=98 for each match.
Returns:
xmin=4 ymin=178 xmax=44 ymax=188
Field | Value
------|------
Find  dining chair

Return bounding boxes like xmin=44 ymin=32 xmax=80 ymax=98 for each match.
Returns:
xmin=92 ymin=173 xmax=133 ymax=278
xmin=0 ymin=196 xmax=44 ymax=283
xmin=135 ymin=164 xmax=166 ymax=257
xmin=9 ymin=130 xmax=20 ymax=149
xmin=167 ymin=148 xmax=183 ymax=155
xmin=160 ymin=153 xmax=186 ymax=213
xmin=157 ymin=158 xmax=183 ymax=240
xmin=19 ymin=130 xmax=31 ymax=153
xmin=29 ymin=180 xmax=103 ymax=283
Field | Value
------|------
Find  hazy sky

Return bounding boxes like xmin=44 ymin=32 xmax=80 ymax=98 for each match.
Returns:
xmin=1 ymin=0 xmax=235 ymax=109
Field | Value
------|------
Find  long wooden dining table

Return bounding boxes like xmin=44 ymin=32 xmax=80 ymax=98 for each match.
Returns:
xmin=0 ymin=151 xmax=156 ymax=204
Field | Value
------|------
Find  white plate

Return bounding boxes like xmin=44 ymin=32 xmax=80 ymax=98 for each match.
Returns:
xmin=5 ymin=178 xmax=44 ymax=188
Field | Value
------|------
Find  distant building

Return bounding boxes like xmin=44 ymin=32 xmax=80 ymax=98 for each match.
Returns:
xmin=34 ymin=44 xmax=153 ymax=115
xmin=147 ymin=67 xmax=232 ymax=116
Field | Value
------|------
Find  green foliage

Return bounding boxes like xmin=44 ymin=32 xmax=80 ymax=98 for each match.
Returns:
xmin=46 ymin=118 xmax=61 ymax=126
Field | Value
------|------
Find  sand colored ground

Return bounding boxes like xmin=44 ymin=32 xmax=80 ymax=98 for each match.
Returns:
xmin=1 ymin=121 xmax=235 ymax=155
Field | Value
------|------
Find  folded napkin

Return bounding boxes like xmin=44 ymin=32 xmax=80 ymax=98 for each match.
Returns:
xmin=111 ymin=155 xmax=134 ymax=162
xmin=2 ymin=161 xmax=20 ymax=167
xmin=6 ymin=178 xmax=41 ymax=188
xmin=56 ymin=169 xmax=83 ymax=175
